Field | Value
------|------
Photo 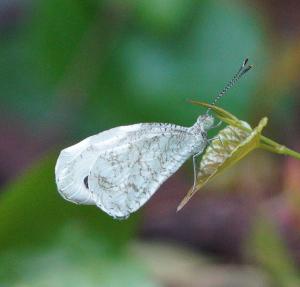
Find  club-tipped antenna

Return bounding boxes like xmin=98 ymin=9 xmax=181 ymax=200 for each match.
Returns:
xmin=206 ymin=58 xmax=253 ymax=115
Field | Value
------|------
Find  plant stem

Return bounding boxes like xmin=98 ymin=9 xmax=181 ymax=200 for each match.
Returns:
xmin=260 ymin=136 xmax=300 ymax=160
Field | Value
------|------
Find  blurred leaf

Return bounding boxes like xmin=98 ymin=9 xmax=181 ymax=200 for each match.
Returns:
xmin=0 ymin=152 xmax=158 ymax=286
xmin=29 ymin=0 xmax=98 ymax=85
xmin=120 ymin=0 xmax=266 ymax=125
xmin=247 ymin=216 xmax=300 ymax=287
xmin=0 ymin=224 xmax=159 ymax=287
xmin=0 ymin=0 xmax=100 ymax=123
xmin=178 ymin=117 xmax=267 ymax=210
xmin=0 ymin=152 xmax=138 ymax=251
xmin=133 ymin=0 xmax=193 ymax=33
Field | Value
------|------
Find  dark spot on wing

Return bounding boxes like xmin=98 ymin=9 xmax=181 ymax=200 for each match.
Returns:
xmin=84 ymin=176 xmax=89 ymax=189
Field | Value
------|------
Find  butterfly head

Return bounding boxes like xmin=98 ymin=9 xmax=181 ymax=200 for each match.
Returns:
xmin=191 ymin=114 xmax=214 ymax=139
xmin=196 ymin=114 xmax=214 ymax=132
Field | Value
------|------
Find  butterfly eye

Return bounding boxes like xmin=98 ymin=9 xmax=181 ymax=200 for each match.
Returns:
xmin=84 ymin=176 xmax=89 ymax=189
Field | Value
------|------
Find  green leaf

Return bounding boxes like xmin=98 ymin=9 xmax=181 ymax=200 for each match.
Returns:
xmin=188 ymin=100 xmax=300 ymax=160
xmin=187 ymin=100 xmax=248 ymax=129
xmin=176 ymin=100 xmax=300 ymax=210
xmin=177 ymin=117 xmax=268 ymax=211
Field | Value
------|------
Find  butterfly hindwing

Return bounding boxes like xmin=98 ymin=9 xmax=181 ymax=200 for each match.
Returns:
xmin=88 ymin=128 xmax=196 ymax=218
xmin=55 ymin=124 xmax=146 ymax=204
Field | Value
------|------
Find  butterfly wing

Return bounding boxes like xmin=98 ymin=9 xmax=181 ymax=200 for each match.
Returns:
xmin=88 ymin=128 xmax=197 ymax=219
xmin=55 ymin=124 xmax=145 ymax=204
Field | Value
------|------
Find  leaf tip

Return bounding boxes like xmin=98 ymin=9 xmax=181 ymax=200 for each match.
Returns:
xmin=260 ymin=116 xmax=268 ymax=124
xmin=176 ymin=204 xmax=183 ymax=212
xmin=177 ymin=194 xmax=191 ymax=212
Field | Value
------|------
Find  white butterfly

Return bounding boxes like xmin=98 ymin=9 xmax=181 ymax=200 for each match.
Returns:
xmin=55 ymin=59 xmax=252 ymax=219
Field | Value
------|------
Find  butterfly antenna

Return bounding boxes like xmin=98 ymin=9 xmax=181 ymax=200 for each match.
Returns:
xmin=206 ymin=58 xmax=253 ymax=115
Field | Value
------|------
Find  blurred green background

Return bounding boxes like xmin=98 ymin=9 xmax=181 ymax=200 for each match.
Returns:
xmin=1 ymin=0 xmax=300 ymax=286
